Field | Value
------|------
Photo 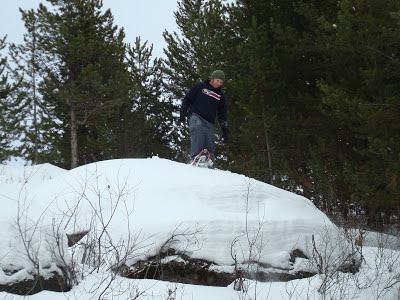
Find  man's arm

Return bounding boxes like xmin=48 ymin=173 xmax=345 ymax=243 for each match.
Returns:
xmin=180 ymin=83 xmax=201 ymax=123
xmin=217 ymin=95 xmax=228 ymax=143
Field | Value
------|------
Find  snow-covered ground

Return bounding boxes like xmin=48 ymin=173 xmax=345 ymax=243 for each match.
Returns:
xmin=0 ymin=158 xmax=399 ymax=299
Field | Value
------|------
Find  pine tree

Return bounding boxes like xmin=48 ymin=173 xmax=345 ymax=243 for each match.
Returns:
xmin=26 ymin=0 xmax=131 ymax=169
xmin=318 ymin=0 xmax=400 ymax=228
xmin=0 ymin=35 xmax=12 ymax=162
xmin=6 ymin=10 xmax=56 ymax=165
xmin=225 ymin=0 xmax=339 ymax=192
xmin=113 ymin=37 xmax=178 ymax=159
xmin=0 ymin=35 xmax=28 ymax=163
xmin=0 ymin=36 xmax=9 ymax=99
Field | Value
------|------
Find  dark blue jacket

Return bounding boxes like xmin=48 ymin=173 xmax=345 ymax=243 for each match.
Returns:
xmin=180 ymin=79 xmax=228 ymax=129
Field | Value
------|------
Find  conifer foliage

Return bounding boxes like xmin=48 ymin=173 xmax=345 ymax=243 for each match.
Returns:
xmin=318 ymin=0 xmax=400 ymax=228
xmin=7 ymin=9 xmax=52 ymax=165
xmin=117 ymin=37 xmax=177 ymax=159
xmin=10 ymin=0 xmax=131 ymax=169
xmin=3 ymin=0 xmax=177 ymax=169
xmin=0 ymin=36 xmax=12 ymax=161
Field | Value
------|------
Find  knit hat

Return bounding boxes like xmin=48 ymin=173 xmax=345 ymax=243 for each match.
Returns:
xmin=211 ymin=70 xmax=225 ymax=81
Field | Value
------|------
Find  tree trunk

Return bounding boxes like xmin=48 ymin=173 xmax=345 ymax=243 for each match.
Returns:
xmin=262 ymin=107 xmax=273 ymax=185
xmin=265 ymin=128 xmax=273 ymax=185
xmin=32 ymin=22 xmax=38 ymax=165
xmin=70 ymin=105 xmax=78 ymax=169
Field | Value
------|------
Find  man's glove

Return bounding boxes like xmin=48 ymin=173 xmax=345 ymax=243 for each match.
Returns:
xmin=179 ymin=111 xmax=187 ymax=124
xmin=221 ymin=127 xmax=229 ymax=144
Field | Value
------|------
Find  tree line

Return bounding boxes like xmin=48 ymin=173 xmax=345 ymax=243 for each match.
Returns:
xmin=1 ymin=0 xmax=399 ymax=230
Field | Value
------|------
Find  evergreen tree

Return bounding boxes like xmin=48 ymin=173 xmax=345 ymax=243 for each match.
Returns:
xmin=0 ymin=35 xmax=27 ymax=163
xmin=115 ymin=37 xmax=177 ymax=159
xmin=0 ymin=36 xmax=9 ymax=100
xmin=0 ymin=35 xmax=12 ymax=162
xmin=318 ymin=0 xmax=400 ymax=228
xmin=6 ymin=10 xmax=56 ymax=165
xmin=27 ymin=0 xmax=131 ymax=169
xmin=226 ymin=0 xmax=339 ymax=192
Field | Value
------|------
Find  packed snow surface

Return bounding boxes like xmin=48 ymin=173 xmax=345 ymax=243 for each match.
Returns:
xmin=0 ymin=158 xmax=399 ymax=299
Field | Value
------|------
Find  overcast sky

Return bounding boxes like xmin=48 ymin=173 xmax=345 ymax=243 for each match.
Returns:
xmin=0 ymin=0 xmax=179 ymax=58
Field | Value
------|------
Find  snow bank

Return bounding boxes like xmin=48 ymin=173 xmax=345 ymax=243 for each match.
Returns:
xmin=0 ymin=158 xmax=358 ymax=288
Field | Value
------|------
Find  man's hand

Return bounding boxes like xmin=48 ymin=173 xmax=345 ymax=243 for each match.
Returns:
xmin=179 ymin=111 xmax=186 ymax=124
xmin=221 ymin=127 xmax=229 ymax=144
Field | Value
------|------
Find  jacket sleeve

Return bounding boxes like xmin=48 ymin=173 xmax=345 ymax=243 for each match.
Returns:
xmin=180 ymin=83 xmax=201 ymax=118
xmin=217 ymin=94 xmax=228 ymax=130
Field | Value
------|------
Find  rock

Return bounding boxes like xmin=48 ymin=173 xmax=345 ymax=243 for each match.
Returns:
xmin=118 ymin=248 xmax=235 ymax=286
xmin=0 ymin=269 xmax=71 ymax=295
xmin=67 ymin=230 xmax=90 ymax=247
xmin=118 ymin=247 xmax=360 ymax=287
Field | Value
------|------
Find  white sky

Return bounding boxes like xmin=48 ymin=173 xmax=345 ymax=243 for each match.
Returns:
xmin=0 ymin=0 xmax=179 ymax=58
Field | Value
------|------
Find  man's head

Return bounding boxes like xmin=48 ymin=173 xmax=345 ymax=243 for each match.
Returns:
xmin=210 ymin=70 xmax=225 ymax=89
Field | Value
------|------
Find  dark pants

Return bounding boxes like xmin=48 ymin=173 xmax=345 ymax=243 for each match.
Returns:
xmin=188 ymin=113 xmax=215 ymax=161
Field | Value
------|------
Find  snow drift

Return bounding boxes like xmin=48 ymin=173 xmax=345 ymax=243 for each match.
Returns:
xmin=0 ymin=158 xmax=360 ymax=292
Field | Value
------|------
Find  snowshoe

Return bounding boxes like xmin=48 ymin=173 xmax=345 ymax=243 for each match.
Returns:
xmin=191 ymin=149 xmax=213 ymax=168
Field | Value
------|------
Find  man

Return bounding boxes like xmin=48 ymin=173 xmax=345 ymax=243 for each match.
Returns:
xmin=179 ymin=70 xmax=228 ymax=167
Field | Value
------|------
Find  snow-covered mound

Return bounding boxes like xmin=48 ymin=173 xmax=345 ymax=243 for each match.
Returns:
xmin=0 ymin=163 xmax=69 ymax=290
xmin=0 ymin=158 xmax=359 ymax=289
